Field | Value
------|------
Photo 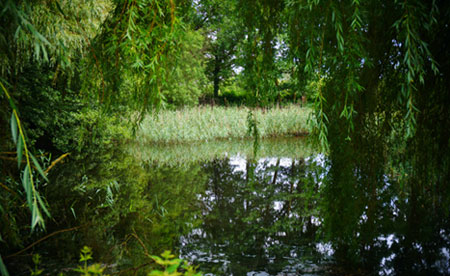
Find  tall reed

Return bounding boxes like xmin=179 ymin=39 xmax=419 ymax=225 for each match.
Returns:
xmin=137 ymin=105 xmax=311 ymax=144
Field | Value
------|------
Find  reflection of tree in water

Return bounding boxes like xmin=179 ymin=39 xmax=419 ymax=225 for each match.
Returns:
xmin=382 ymin=183 xmax=450 ymax=275
xmin=321 ymin=140 xmax=450 ymax=275
xmin=8 ymin=155 xmax=207 ymax=275
xmin=11 ymin=148 xmax=447 ymax=275
xmin=182 ymin=154 xmax=450 ymax=275
xmin=182 ymin=156 xmax=325 ymax=275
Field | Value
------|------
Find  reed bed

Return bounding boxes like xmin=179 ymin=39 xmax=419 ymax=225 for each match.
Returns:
xmin=137 ymin=104 xmax=311 ymax=144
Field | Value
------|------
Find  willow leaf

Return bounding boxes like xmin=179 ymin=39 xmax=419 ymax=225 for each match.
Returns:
xmin=30 ymin=153 xmax=48 ymax=181
xmin=54 ymin=1 xmax=66 ymax=17
xmin=22 ymin=165 xmax=32 ymax=209
xmin=0 ymin=255 xmax=9 ymax=276
xmin=10 ymin=112 xmax=18 ymax=144
xmin=17 ymin=136 xmax=23 ymax=168
xmin=31 ymin=203 xmax=44 ymax=229
xmin=25 ymin=23 xmax=51 ymax=46
xmin=36 ymin=192 xmax=50 ymax=218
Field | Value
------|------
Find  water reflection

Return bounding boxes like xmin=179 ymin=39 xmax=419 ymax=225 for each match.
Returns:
xmin=180 ymin=155 xmax=331 ymax=275
xmin=172 ymin=152 xmax=449 ymax=275
xmin=7 ymin=138 xmax=449 ymax=275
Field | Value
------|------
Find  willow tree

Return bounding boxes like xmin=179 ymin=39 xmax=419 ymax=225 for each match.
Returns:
xmin=284 ymin=0 xmax=449 ymax=270
xmin=0 ymin=3 xmax=187 ymax=272
xmin=207 ymin=0 xmax=450 ymax=270
xmin=0 ymin=0 xmax=114 ymax=234
xmin=1 ymin=1 xmax=191 ymax=274
xmin=1 ymin=0 xmax=449 ymax=273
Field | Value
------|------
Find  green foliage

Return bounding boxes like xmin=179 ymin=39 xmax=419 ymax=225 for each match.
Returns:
xmin=196 ymin=0 xmax=244 ymax=99
xmin=138 ymin=105 xmax=311 ymax=144
xmin=30 ymin=254 xmax=43 ymax=276
xmin=161 ymin=30 xmax=208 ymax=107
xmin=73 ymin=246 xmax=106 ymax=276
xmin=0 ymin=0 xmax=449 ymax=274
xmin=303 ymin=77 xmax=323 ymax=101
xmin=0 ymin=255 xmax=9 ymax=276
xmin=246 ymin=110 xmax=259 ymax=154
xmin=149 ymin=250 xmax=201 ymax=276
xmin=218 ymin=79 xmax=248 ymax=105
xmin=237 ymin=0 xmax=285 ymax=106
xmin=1 ymin=81 xmax=50 ymax=230
xmin=0 ymin=0 xmax=116 ymax=239
xmin=84 ymin=0 xmax=184 ymax=114
xmin=70 ymin=108 xmax=131 ymax=160
xmin=283 ymin=0 xmax=450 ymax=269
xmin=29 ymin=247 xmax=201 ymax=276
xmin=0 ymin=0 xmax=111 ymax=76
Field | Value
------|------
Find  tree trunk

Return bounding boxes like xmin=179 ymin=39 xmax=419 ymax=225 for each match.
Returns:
xmin=213 ymin=55 xmax=220 ymax=99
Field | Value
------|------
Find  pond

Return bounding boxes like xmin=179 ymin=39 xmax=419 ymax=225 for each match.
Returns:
xmin=134 ymin=137 xmax=331 ymax=275
xmin=6 ymin=138 xmax=450 ymax=275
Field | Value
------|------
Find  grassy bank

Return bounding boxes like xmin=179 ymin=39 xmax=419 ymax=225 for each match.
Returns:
xmin=137 ymin=105 xmax=311 ymax=144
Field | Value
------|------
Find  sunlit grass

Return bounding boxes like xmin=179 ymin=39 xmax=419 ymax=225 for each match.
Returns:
xmin=137 ymin=105 xmax=311 ymax=144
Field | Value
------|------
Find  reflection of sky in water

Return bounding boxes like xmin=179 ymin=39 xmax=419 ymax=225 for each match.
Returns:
xmin=229 ymin=155 xmax=295 ymax=173
xmin=377 ymin=233 xmax=450 ymax=275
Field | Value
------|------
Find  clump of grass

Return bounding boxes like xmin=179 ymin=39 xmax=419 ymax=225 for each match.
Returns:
xmin=137 ymin=105 xmax=311 ymax=144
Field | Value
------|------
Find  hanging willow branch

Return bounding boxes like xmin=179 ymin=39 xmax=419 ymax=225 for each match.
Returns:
xmin=0 ymin=81 xmax=50 ymax=230
xmin=82 ymin=0 xmax=183 ymax=117
xmin=393 ymin=0 xmax=440 ymax=137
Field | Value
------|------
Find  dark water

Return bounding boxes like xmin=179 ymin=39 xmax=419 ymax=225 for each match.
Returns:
xmin=175 ymin=154 xmax=449 ymax=276
xmin=6 ymin=138 xmax=450 ymax=275
xmin=136 ymin=138 xmax=449 ymax=275
xmin=178 ymin=155 xmax=331 ymax=276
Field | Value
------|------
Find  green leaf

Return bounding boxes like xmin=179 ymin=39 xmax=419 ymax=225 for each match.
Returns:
xmin=151 ymin=255 xmax=163 ymax=264
xmin=36 ymin=192 xmax=51 ymax=218
xmin=70 ymin=207 xmax=77 ymax=219
xmin=34 ymin=42 xmax=40 ymax=59
xmin=41 ymin=45 xmax=48 ymax=62
xmin=167 ymin=263 xmax=180 ymax=273
xmin=31 ymin=203 xmax=43 ymax=230
xmin=29 ymin=153 xmax=48 ymax=182
xmin=22 ymin=165 xmax=32 ymax=209
xmin=161 ymin=250 xmax=175 ymax=260
xmin=0 ymin=255 xmax=9 ymax=276
xmin=10 ymin=113 xmax=18 ymax=144
xmin=17 ymin=136 xmax=23 ymax=168
xmin=25 ymin=23 xmax=51 ymax=46
xmin=81 ymin=246 xmax=92 ymax=255
xmin=54 ymin=1 xmax=66 ymax=17
xmin=87 ymin=264 xmax=105 ymax=274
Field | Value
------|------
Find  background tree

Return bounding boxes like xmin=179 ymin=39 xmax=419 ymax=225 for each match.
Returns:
xmin=193 ymin=0 xmax=244 ymax=100
xmin=237 ymin=0 xmax=285 ymax=106
xmin=161 ymin=29 xmax=208 ymax=107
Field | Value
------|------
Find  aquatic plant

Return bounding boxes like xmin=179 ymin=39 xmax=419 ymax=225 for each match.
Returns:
xmin=137 ymin=105 xmax=311 ymax=144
